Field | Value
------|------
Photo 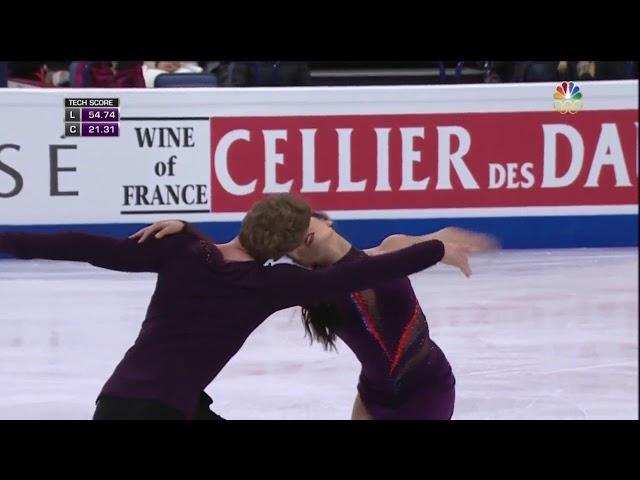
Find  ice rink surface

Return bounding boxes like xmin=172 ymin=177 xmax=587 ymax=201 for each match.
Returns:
xmin=0 ymin=248 xmax=637 ymax=419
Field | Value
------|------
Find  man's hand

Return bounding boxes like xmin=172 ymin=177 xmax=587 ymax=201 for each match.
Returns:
xmin=129 ymin=220 xmax=185 ymax=244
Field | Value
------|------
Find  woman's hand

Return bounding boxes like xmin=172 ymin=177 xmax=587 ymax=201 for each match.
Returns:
xmin=441 ymin=242 xmax=472 ymax=278
xmin=435 ymin=227 xmax=499 ymax=254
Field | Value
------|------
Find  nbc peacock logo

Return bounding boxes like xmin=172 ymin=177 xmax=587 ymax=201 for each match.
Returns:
xmin=553 ymin=81 xmax=583 ymax=114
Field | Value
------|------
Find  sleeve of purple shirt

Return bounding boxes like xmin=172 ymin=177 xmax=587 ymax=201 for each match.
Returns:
xmin=0 ymin=231 xmax=186 ymax=273
xmin=267 ymin=240 xmax=445 ymax=309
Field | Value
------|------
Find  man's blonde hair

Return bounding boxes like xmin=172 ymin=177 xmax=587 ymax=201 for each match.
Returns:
xmin=239 ymin=194 xmax=312 ymax=262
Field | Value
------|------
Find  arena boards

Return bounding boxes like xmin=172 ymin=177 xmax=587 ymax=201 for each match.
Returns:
xmin=1 ymin=81 xmax=637 ymax=250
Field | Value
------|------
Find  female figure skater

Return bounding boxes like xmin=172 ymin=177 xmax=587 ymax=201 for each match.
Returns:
xmin=299 ymin=214 xmax=494 ymax=419
xmin=0 ymin=194 xmax=471 ymax=420
xmin=136 ymin=214 xmax=495 ymax=420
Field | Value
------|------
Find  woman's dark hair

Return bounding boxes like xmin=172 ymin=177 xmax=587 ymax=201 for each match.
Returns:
xmin=301 ymin=211 xmax=344 ymax=350
xmin=301 ymin=302 xmax=344 ymax=351
xmin=311 ymin=211 xmax=331 ymax=222
xmin=8 ymin=62 xmax=45 ymax=79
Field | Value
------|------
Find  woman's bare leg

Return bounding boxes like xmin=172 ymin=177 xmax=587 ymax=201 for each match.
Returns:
xmin=351 ymin=393 xmax=373 ymax=420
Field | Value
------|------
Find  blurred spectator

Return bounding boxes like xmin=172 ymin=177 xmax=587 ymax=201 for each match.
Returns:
xmin=512 ymin=61 xmax=561 ymax=82
xmin=576 ymin=61 xmax=596 ymax=80
xmin=510 ymin=61 xmax=637 ymax=83
xmin=142 ymin=61 xmax=204 ymax=88
xmin=557 ymin=61 xmax=577 ymax=81
xmin=70 ymin=61 xmax=145 ymax=88
xmin=44 ymin=61 xmax=71 ymax=86
xmin=200 ymin=61 xmax=222 ymax=74
xmin=624 ymin=61 xmax=639 ymax=78
xmin=0 ymin=61 xmax=7 ymax=87
xmin=3 ymin=60 xmax=636 ymax=88
xmin=70 ymin=61 xmax=109 ymax=87
xmin=113 ymin=61 xmax=145 ymax=87
xmin=7 ymin=61 xmax=53 ymax=88
xmin=218 ymin=61 xmax=311 ymax=87
xmin=595 ymin=61 xmax=629 ymax=80
xmin=483 ymin=61 xmax=514 ymax=83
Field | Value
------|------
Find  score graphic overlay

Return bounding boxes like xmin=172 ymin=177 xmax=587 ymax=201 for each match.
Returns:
xmin=64 ymin=98 xmax=120 ymax=137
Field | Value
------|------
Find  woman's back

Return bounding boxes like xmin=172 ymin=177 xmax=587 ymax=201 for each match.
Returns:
xmin=330 ymin=248 xmax=433 ymax=386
